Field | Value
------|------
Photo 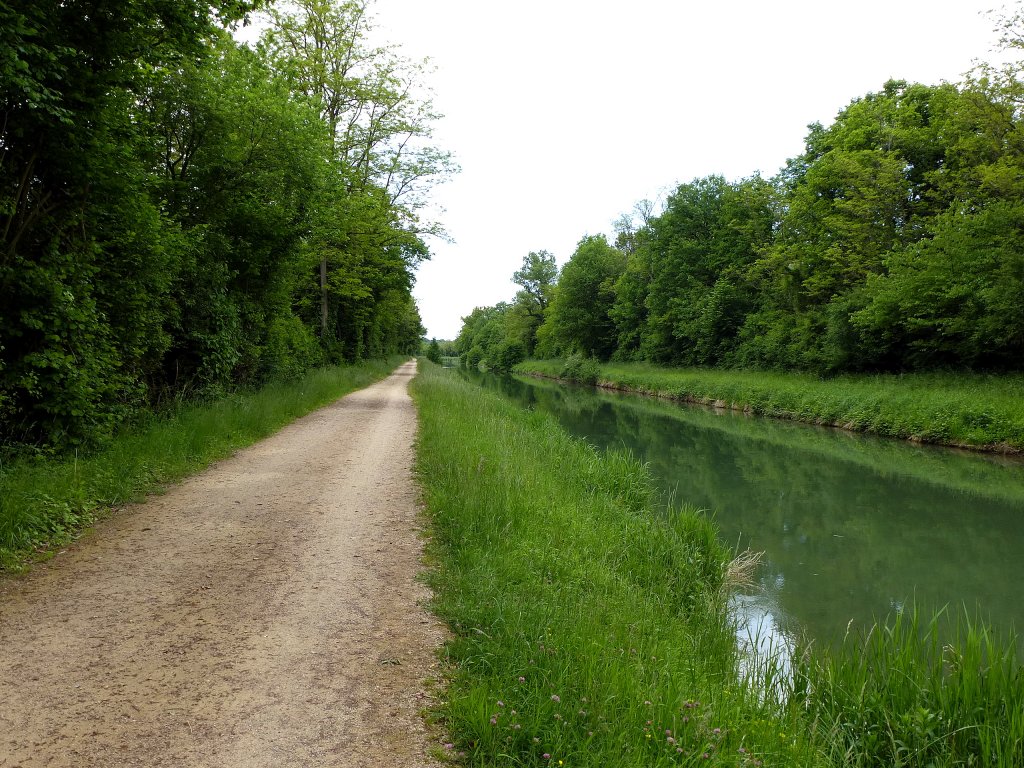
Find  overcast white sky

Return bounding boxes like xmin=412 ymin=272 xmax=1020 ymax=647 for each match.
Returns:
xmin=366 ymin=0 xmax=1008 ymax=339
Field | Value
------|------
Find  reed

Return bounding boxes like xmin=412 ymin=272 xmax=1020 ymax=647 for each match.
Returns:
xmin=792 ymin=607 xmax=1024 ymax=767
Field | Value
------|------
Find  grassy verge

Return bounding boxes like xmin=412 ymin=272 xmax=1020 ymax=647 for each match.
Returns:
xmin=415 ymin=362 xmax=1024 ymax=767
xmin=793 ymin=608 xmax=1023 ymax=767
xmin=514 ymin=359 xmax=1024 ymax=452
xmin=502 ymin=371 xmax=1024 ymax=507
xmin=411 ymin=361 xmax=813 ymax=767
xmin=0 ymin=357 xmax=405 ymax=570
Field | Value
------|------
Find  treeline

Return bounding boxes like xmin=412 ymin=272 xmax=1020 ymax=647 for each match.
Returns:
xmin=1 ymin=0 xmax=451 ymax=451
xmin=459 ymin=25 xmax=1024 ymax=376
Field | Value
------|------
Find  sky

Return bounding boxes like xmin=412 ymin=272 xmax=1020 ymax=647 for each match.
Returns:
xmin=362 ymin=0 xmax=1009 ymax=339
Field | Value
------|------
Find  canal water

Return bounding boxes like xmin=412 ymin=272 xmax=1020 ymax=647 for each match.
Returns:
xmin=463 ymin=370 xmax=1024 ymax=653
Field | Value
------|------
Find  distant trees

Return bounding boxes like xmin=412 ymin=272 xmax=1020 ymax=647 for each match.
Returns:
xmin=424 ymin=339 xmax=443 ymax=364
xmin=539 ymin=235 xmax=624 ymax=360
xmin=1 ymin=0 xmax=449 ymax=451
xmin=458 ymin=63 xmax=1024 ymax=376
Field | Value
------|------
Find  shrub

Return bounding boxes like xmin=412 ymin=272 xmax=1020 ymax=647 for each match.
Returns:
xmin=490 ymin=341 xmax=526 ymax=372
xmin=559 ymin=353 xmax=601 ymax=385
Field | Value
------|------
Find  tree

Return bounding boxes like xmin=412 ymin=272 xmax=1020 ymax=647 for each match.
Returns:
xmin=424 ymin=338 xmax=442 ymax=364
xmin=542 ymin=235 xmax=625 ymax=360
xmin=142 ymin=35 xmax=332 ymax=388
xmin=0 ymin=0 xmax=261 ymax=447
xmin=511 ymin=250 xmax=557 ymax=354
xmin=512 ymin=250 xmax=558 ymax=315
xmin=260 ymin=0 xmax=455 ymax=340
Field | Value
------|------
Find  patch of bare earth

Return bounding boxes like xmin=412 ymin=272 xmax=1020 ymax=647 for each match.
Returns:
xmin=0 ymin=361 xmax=446 ymax=767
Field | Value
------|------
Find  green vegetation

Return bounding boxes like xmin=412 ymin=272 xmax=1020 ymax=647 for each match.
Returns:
xmin=414 ymin=363 xmax=1024 ymax=766
xmin=516 ymin=359 xmax=1024 ymax=452
xmin=506 ymin=369 xmax=1024 ymax=507
xmin=413 ymin=362 xmax=813 ymax=766
xmin=456 ymin=9 xmax=1024 ymax=384
xmin=794 ymin=608 xmax=1024 ymax=767
xmin=1 ymin=0 xmax=450 ymax=453
xmin=423 ymin=338 xmax=458 ymax=365
xmin=0 ymin=357 xmax=403 ymax=570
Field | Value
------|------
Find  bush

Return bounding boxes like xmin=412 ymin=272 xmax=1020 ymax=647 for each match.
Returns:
xmin=559 ymin=353 xmax=601 ymax=385
xmin=490 ymin=341 xmax=526 ymax=372
xmin=465 ymin=345 xmax=484 ymax=370
xmin=424 ymin=339 xmax=443 ymax=364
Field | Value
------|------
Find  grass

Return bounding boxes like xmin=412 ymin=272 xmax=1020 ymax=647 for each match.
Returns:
xmin=415 ymin=362 xmax=1024 ymax=767
xmin=501 ymin=370 xmax=1024 ymax=508
xmin=0 ymin=357 xmax=405 ymax=570
xmin=412 ymin=361 xmax=813 ymax=767
xmin=514 ymin=359 xmax=1024 ymax=452
xmin=792 ymin=607 xmax=1024 ymax=767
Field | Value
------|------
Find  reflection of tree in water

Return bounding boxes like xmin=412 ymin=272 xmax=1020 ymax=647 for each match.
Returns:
xmin=462 ymin=370 xmax=1024 ymax=649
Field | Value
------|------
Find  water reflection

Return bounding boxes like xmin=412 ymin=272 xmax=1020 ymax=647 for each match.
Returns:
xmin=731 ymin=593 xmax=793 ymax=699
xmin=463 ymin=369 xmax=1024 ymax=651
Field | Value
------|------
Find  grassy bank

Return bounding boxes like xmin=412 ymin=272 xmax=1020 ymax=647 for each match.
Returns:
xmin=794 ymin=608 xmax=1023 ymax=767
xmin=414 ymin=362 xmax=1024 ymax=767
xmin=514 ymin=359 xmax=1024 ymax=452
xmin=412 ymin=362 xmax=813 ymax=766
xmin=0 ymin=357 xmax=405 ymax=570
xmin=501 ymin=371 xmax=1024 ymax=508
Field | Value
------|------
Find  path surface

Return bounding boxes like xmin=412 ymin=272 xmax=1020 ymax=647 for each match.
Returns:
xmin=0 ymin=361 xmax=445 ymax=767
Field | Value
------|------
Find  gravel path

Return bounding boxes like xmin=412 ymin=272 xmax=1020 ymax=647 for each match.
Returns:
xmin=0 ymin=361 xmax=445 ymax=767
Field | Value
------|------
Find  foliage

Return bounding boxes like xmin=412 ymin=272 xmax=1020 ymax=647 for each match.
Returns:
xmin=1 ymin=0 xmax=446 ymax=453
xmin=424 ymin=338 xmax=443 ymax=364
xmin=559 ymin=353 xmax=601 ymax=386
xmin=0 ymin=0 xmax=259 ymax=448
xmin=491 ymin=340 xmax=527 ymax=372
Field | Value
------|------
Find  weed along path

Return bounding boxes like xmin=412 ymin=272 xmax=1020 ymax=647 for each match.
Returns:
xmin=0 ymin=360 xmax=444 ymax=768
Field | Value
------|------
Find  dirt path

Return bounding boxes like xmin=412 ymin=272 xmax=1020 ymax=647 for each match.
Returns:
xmin=0 ymin=361 xmax=446 ymax=767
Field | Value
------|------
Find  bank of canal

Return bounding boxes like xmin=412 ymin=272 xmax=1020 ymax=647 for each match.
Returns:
xmin=463 ymin=369 xmax=1024 ymax=653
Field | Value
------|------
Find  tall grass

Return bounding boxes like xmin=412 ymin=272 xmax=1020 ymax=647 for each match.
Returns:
xmin=515 ymin=360 xmax=1024 ymax=452
xmin=793 ymin=607 xmax=1024 ymax=767
xmin=416 ymin=362 xmax=1024 ymax=766
xmin=0 ymin=357 xmax=404 ymax=569
xmin=412 ymin=362 xmax=814 ymax=766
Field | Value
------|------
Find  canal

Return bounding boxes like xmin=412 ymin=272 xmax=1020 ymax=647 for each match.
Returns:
xmin=463 ymin=369 xmax=1024 ymax=653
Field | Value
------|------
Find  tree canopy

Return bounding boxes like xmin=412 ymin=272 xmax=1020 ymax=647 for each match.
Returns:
xmin=457 ymin=14 xmax=1024 ymax=378
xmin=1 ymin=0 xmax=451 ymax=451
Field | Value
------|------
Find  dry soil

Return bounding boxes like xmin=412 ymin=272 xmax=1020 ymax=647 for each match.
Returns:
xmin=0 ymin=360 xmax=446 ymax=767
